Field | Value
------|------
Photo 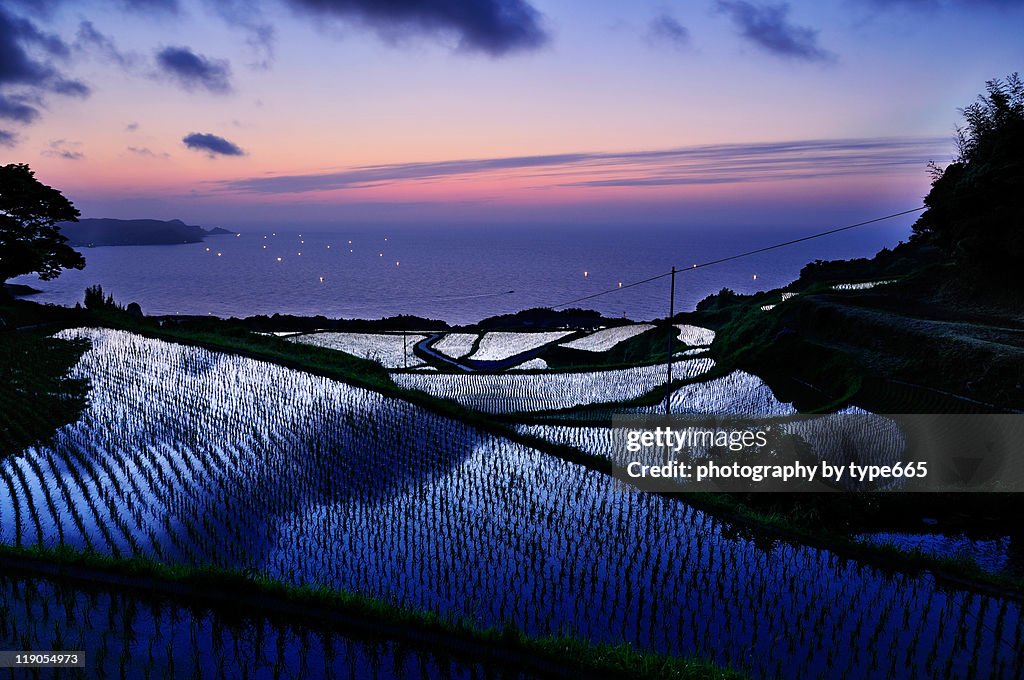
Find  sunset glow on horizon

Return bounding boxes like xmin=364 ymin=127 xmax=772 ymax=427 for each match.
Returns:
xmin=2 ymin=0 xmax=1021 ymax=229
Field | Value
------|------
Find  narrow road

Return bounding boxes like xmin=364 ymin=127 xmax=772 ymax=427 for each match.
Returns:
xmin=413 ymin=332 xmax=581 ymax=372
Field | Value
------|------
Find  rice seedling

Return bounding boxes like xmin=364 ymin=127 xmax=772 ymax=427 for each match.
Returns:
xmin=559 ymin=325 xmax=655 ymax=352
xmin=674 ymin=325 xmax=716 ymax=347
xmin=431 ymin=333 xmax=479 ymax=360
xmin=515 ymin=424 xmax=625 ymax=460
xmin=855 ymin=532 xmax=1013 ymax=576
xmin=511 ymin=358 xmax=548 ymax=370
xmin=636 ymin=370 xmax=797 ymax=416
xmin=288 ymin=332 xmax=426 ymax=368
xmin=468 ymin=331 xmax=573 ymax=361
xmin=832 ymin=280 xmax=897 ymax=291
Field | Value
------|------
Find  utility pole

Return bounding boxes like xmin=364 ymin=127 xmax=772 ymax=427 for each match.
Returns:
xmin=665 ymin=266 xmax=676 ymax=417
xmin=403 ymin=329 xmax=408 ymax=369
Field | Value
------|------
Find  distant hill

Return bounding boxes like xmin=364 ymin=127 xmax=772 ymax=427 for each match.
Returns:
xmin=58 ymin=218 xmax=234 ymax=246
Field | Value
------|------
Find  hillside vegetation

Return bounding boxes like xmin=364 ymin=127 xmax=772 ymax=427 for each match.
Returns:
xmin=697 ymin=74 xmax=1024 ymax=414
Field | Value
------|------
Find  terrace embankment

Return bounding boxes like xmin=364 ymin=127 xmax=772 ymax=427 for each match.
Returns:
xmin=697 ymin=273 xmax=1024 ymax=549
xmin=705 ymin=280 xmax=1024 ymax=414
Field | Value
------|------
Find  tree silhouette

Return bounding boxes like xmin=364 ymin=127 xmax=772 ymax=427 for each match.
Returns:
xmin=0 ymin=163 xmax=85 ymax=287
xmin=912 ymin=73 xmax=1024 ymax=275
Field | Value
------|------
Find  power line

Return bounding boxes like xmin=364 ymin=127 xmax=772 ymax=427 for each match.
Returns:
xmin=550 ymin=206 xmax=925 ymax=309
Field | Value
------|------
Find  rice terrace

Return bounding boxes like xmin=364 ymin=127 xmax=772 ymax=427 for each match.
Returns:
xmin=3 ymin=1 xmax=1024 ymax=677
xmin=1 ymin=307 xmax=1022 ymax=677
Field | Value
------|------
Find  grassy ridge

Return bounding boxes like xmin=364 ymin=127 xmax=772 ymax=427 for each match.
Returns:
xmin=0 ymin=330 xmax=90 ymax=458
xmin=0 ymin=543 xmax=743 ymax=680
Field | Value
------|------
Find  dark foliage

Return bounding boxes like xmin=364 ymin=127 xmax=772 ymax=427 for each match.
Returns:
xmin=912 ymin=74 xmax=1024 ymax=275
xmin=473 ymin=307 xmax=627 ymax=331
xmin=235 ymin=313 xmax=449 ymax=333
xmin=795 ymin=240 xmax=943 ymax=287
xmin=83 ymin=284 xmax=119 ymax=311
xmin=0 ymin=163 xmax=85 ymax=285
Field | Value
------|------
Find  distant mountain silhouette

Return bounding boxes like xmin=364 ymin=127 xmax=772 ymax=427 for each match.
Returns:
xmin=59 ymin=218 xmax=234 ymax=246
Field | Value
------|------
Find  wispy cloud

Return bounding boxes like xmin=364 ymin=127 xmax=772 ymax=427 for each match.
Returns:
xmin=42 ymin=138 xmax=84 ymax=160
xmin=648 ymin=12 xmax=690 ymax=50
xmin=127 ymin=145 xmax=170 ymax=159
xmin=717 ymin=1 xmax=834 ymax=62
xmin=203 ymin=0 xmax=275 ymax=69
xmin=75 ymin=20 xmax=139 ymax=69
xmin=214 ymin=137 xmax=948 ymax=194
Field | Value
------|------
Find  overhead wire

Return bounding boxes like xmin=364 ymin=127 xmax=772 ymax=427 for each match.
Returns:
xmin=549 ymin=206 xmax=925 ymax=309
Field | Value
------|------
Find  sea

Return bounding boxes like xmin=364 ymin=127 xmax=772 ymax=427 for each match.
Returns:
xmin=13 ymin=221 xmax=915 ymax=325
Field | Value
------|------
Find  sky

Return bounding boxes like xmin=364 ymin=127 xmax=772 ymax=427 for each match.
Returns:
xmin=1 ymin=0 xmax=1022 ymax=230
